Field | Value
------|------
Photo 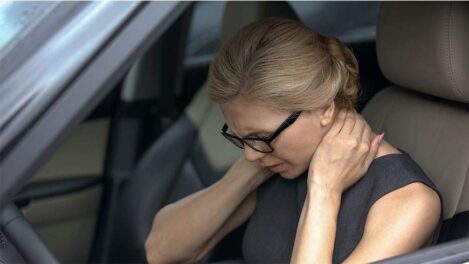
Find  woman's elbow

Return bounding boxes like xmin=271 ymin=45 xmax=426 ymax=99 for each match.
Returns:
xmin=145 ymin=231 xmax=198 ymax=264
xmin=145 ymin=234 xmax=164 ymax=264
xmin=145 ymin=223 xmax=173 ymax=264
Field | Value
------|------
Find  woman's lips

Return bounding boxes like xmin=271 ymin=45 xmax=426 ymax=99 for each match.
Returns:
xmin=266 ymin=163 xmax=284 ymax=173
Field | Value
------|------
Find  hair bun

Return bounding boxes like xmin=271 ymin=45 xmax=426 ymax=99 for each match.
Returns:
xmin=322 ymin=35 xmax=360 ymax=110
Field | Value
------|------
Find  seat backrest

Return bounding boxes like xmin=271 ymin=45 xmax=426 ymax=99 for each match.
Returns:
xmin=361 ymin=2 xmax=468 ymax=243
xmin=108 ymin=2 xmax=299 ymax=263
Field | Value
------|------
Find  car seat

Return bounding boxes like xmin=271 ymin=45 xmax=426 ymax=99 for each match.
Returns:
xmin=361 ymin=2 xmax=468 ymax=243
xmin=106 ymin=2 xmax=299 ymax=263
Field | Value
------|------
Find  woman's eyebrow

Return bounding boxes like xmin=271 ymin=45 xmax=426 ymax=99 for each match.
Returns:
xmin=228 ymin=129 xmax=264 ymax=138
xmin=243 ymin=130 xmax=271 ymax=138
xmin=227 ymin=125 xmax=271 ymax=138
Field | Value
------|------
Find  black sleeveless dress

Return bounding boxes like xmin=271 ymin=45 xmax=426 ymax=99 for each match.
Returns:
xmin=242 ymin=151 xmax=443 ymax=263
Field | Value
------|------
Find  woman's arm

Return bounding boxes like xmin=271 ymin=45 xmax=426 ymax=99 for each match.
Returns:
xmin=292 ymin=181 xmax=440 ymax=264
xmin=291 ymin=186 xmax=342 ymax=263
xmin=343 ymin=182 xmax=441 ymax=263
xmin=291 ymin=110 xmax=383 ymax=263
xmin=145 ymin=158 xmax=273 ymax=264
xmin=291 ymin=111 xmax=441 ymax=263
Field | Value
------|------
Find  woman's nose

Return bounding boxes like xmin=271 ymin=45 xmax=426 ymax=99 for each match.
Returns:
xmin=243 ymin=145 xmax=265 ymax=162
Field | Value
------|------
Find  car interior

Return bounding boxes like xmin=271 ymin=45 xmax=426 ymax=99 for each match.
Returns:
xmin=7 ymin=1 xmax=467 ymax=263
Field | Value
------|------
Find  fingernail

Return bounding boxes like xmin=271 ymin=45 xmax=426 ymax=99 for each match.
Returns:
xmin=379 ymin=133 xmax=385 ymax=144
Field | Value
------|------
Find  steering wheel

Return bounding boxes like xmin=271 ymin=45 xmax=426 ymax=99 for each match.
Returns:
xmin=0 ymin=203 xmax=59 ymax=264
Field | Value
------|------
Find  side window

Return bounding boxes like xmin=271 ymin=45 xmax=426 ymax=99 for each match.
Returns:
xmin=290 ymin=1 xmax=380 ymax=43
xmin=184 ymin=1 xmax=381 ymax=60
xmin=185 ymin=1 xmax=226 ymax=58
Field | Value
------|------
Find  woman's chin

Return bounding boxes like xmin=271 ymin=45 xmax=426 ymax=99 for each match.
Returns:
xmin=279 ymin=168 xmax=305 ymax=180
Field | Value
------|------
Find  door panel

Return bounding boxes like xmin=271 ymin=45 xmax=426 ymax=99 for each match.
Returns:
xmin=20 ymin=119 xmax=109 ymax=263
xmin=27 ymin=119 xmax=109 ymax=182
xmin=21 ymin=186 xmax=101 ymax=263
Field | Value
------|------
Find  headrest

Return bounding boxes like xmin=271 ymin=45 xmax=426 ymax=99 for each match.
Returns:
xmin=221 ymin=1 xmax=298 ymax=43
xmin=377 ymin=2 xmax=468 ymax=103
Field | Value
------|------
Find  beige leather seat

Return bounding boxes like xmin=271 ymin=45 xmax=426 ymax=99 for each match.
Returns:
xmin=362 ymin=2 xmax=468 ymax=243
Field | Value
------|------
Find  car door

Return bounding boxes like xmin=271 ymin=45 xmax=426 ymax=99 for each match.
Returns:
xmin=0 ymin=1 xmax=191 ymax=263
xmin=17 ymin=109 xmax=111 ymax=262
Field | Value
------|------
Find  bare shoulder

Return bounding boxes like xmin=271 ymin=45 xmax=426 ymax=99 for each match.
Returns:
xmin=370 ymin=181 xmax=441 ymax=216
xmin=362 ymin=182 xmax=441 ymax=251
xmin=369 ymin=140 xmax=441 ymax=228
xmin=343 ymin=141 xmax=442 ymax=262
xmin=345 ymin=182 xmax=441 ymax=262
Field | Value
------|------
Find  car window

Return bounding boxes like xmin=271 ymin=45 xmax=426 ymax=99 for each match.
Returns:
xmin=0 ymin=1 xmax=55 ymax=54
xmin=0 ymin=2 xmax=139 ymax=153
xmin=184 ymin=1 xmax=380 ymax=60
xmin=290 ymin=1 xmax=380 ymax=42
xmin=0 ymin=0 xmax=187 ymax=209
xmin=185 ymin=1 xmax=226 ymax=57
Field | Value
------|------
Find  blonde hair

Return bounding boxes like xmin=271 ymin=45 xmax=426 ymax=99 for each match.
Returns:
xmin=208 ymin=17 xmax=360 ymax=111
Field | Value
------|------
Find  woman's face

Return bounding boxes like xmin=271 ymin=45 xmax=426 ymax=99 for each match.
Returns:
xmin=220 ymin=97 xmax=334 ymax=179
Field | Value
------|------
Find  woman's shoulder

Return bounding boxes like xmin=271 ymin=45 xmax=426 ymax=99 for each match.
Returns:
xmin=369 ymin=140 xmax=422 ymax=180
xmin=361 ymin=178 xmax=442 ymax=251
xmin=363 ymin=141 xmax=442 ymax=244
xmin=365 ymin=140 xmax=442 ymax=210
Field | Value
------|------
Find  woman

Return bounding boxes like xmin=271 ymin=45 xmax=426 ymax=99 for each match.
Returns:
xmin=145 ymin=18 xmax=442 ymax=264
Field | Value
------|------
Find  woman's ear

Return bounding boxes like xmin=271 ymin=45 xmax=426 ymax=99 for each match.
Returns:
xmin=319 ymin=101 xmax=335 ymax=127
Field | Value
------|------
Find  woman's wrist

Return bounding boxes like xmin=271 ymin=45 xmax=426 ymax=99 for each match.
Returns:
xmin=243 ymin=171 xmax=272 ymax=193
xmin=224 ymin=166 xmax=263 ymax=195
xmin=292 ymin=179 xmax=342 ymax=263
xmin=307 ymin=173 xmax=343 ymax=199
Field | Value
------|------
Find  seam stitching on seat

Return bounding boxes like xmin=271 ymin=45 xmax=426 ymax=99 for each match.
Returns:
xmin=446 ymin=3 xmax=462 ymax=99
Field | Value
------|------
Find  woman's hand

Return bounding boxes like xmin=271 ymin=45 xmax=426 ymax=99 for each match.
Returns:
xmin=227 ymin=157 xmax=276 ymax=192
xmin=308 ymin=110 xmax=384 ymax=195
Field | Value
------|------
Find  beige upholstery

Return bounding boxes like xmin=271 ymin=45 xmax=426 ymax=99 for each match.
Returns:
xmin=362 ymin=88 xmax=469 ymax=219
xmin=363 ymin=2 xmax=469 ymax=220
xmin=377 ymin=2 xmax=468 ymax=102
xmin=185 ymin=2 xmax=298 ymax=171
xmin=23 ymin=119 xmax=108 ymax=263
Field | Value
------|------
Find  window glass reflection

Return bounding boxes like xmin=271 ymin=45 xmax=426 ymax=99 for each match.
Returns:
xmin=0 ymin=1 xmax=52 ymax=52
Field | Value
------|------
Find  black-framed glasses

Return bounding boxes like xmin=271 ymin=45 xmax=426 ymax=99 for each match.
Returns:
xmin=221 ymin=111 xmax=302 ymax=153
